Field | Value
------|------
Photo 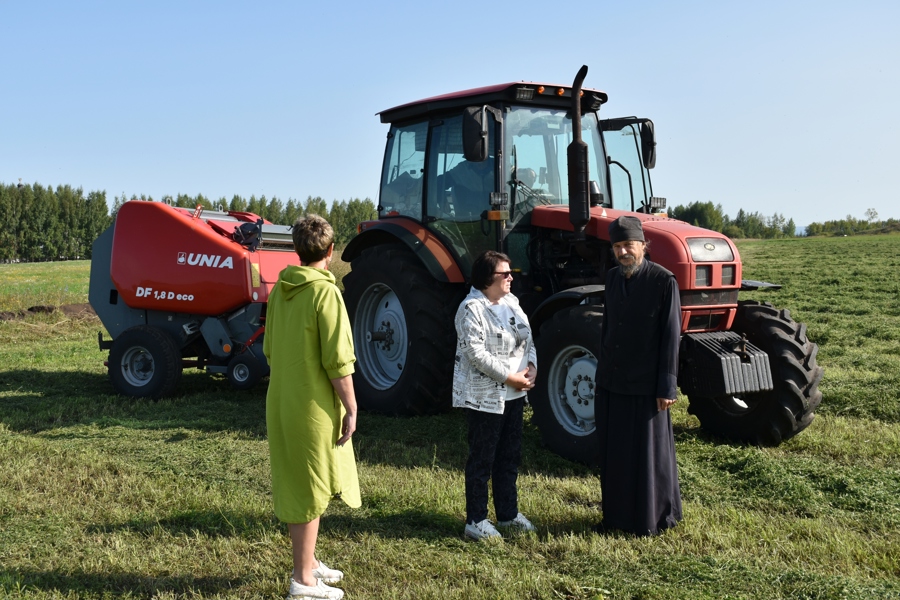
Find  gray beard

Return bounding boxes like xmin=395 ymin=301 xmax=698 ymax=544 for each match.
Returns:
xmin=617 ymin=256 xmax=643 ymax=277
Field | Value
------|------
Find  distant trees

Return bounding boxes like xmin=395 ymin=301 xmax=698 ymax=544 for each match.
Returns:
xmin=668 ymin=201 xmax=725 ymax=233
xmin=804 ymin=212 xmax=898 ymax=237
xmin=668 ymin=201 xmax=797 ymax=239
xmin=0 ymin=181 xmax=377 ymax=261
xmin=4 ymin=179 xmax=893 ymax=263
xmin=865 ymin=208 xmax=879 ymax=223
xmin=0 ymin=182 xmax=112 ymax=262
xmin=667 ymin=202 xmax=895 ymax=238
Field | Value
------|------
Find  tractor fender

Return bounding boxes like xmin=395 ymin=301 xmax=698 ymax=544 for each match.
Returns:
xmin=343 ymin=219 xmax=465 ymax=283
xmin=530 ymin=285 xmax=605 ymax=337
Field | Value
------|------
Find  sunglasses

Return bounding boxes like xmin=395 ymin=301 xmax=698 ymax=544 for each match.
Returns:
xmin=494 ymin=271 xmax=514 ymax=279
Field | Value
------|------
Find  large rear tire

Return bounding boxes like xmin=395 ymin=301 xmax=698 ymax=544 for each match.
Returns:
xmin=531 ymin=306 xmax=603 ymax=465
xmin=687 ymin=300 xmax=823 ymax=445
xmin=343 ymin=244 xmax=464 ymax=415
xmin=108 ymin=325 xmax=182 ymax=398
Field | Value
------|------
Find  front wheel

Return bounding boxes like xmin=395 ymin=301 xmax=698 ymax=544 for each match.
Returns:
xmin=343 ymin=244 xmax=464 ymax=415
xmin=687 ymin=301 xmax=824 ymax=445
xmin=108 ymin=325 xmax=182 ymax=398
xmin=531 ymin=306 xmax=603 ymax=465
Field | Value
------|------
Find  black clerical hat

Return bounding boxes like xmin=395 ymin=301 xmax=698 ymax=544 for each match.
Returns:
xmin=608 ymin=216 xmax=645 ymax=244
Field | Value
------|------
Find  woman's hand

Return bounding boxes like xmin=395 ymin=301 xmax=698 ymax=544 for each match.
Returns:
xmin=331 ymin=374 xmax=357 ymax=446
xmin=506 ymin=368 xmax=535 ymax=391
xmin=337 ymin=411 xmax=356 ymax=446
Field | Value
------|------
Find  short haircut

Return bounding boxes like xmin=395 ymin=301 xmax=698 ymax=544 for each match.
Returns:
xmin=470 ymin=250 xmax=511 ymax=291
xmin=292 ymin=214 xmax=334 ymax=263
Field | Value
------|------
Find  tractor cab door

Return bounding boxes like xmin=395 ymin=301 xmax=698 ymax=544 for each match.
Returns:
xmin=379 ymin=112 xmax=500 ymax=279
xmin=601 ymin=117 xmax=659 ymax=213
xmin=424 ymin=113 xmax=499 ymax=278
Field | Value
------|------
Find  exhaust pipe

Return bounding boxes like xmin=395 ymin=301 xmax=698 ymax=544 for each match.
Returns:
xmin=567 ymin=65 xmax=591 ymax=241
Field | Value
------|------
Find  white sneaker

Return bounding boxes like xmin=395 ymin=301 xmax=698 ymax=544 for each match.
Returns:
xmin=464 ymin=519 xmax=502 ymax=540
xmin=498 ymin=512 xmax=536 ymax=532
xmin=312 ymin=560 xmax=343 ymax=584
xmin=287 ymin=578 xmax=344 ymax=600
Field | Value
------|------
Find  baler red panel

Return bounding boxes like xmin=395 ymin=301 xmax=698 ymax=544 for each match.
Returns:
xmin=111 ymin=202 xmax=255 ymax=315
xmin=256 ymin=251 xmax=299 ymax=302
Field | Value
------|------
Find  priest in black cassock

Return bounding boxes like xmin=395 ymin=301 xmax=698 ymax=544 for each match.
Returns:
xmin=594 ymin=215 xmax=683 ymax=536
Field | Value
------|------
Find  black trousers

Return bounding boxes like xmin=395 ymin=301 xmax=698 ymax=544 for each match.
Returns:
xmin=464 ymin=397 xmax=525 ymax=524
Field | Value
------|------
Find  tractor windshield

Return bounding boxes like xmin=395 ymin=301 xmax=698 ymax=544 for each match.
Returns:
xmin=504 ymin=106 xmax=608 ymax=228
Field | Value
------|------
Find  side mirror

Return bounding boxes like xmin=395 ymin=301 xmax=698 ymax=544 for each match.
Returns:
xmin=640 ymin=120 xmax=657 ymax=169
xmin=463 ymin=106 xmax=489 ymax=162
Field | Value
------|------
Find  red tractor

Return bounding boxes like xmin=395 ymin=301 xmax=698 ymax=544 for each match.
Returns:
xmin=342 ymin=66 xmax=823 ymax=461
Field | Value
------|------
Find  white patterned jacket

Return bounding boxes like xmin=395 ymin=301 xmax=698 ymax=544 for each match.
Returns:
xmin=451 ymin=287 xmax=537 ymax=414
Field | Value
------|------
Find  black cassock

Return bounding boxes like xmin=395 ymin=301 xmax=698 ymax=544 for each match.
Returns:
xmin=595 ymin=259 xmax=683 ymax=536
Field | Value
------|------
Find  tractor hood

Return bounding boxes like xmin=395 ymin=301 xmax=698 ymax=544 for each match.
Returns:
xmin=530 ymin=204 xmax=743 ymax=290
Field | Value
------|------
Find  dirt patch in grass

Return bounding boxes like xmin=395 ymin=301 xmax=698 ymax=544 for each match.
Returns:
xmin=0 ymin=303 xmax=96 ymax=321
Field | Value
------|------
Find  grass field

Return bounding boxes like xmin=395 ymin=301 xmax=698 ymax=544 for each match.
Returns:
xmin=1 ymin=237 xmax=899 ymax=599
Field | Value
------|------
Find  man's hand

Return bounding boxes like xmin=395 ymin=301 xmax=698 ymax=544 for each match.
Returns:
xmin=657 ymin=397 xmax=676 ymax=412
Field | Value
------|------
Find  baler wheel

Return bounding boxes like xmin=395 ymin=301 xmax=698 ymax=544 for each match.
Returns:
xmin=108 ymin=325 xmax=182 ymax=398
xmin=227 ymin=353 xmax=264 ymax=390
xmin=343 ymin=243 xmax=464 ymax=415
xmin=687 ymin=300 xmax=824 ymax=445
xmin=531 ymin=305 xmax=603 ymax=465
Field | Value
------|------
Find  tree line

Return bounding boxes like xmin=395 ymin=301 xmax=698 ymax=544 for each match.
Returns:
xmin=1 ymin=182 xmax=377 ymax=262
xmin=0 ymin=182 xmax=112 ymax=262
xmin=668 ymin=201 xmax=897 ymax=238
xmin=4 ymin=180 xmax=895 ymax=262
xmin=802 ymin=209 xmax=899 ymax=236
xmin=668 ymin=202 xmax=798 ymax=239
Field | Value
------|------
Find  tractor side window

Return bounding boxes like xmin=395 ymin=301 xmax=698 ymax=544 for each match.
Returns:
xmin=380 ymin=122 xmax=426 ymax=220
xmin=427 ymin=115 xmax=495 ymax=222
xmin=426 ymin=114 xmax=497 ymax=277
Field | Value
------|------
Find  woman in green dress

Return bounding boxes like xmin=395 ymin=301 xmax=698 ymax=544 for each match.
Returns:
xmin=264 ymin=215 xmax=360 ymax=600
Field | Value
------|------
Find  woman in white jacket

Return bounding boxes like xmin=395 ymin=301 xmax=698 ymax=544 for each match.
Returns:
xmin=453 ymin=251 xmax=537 ymax=540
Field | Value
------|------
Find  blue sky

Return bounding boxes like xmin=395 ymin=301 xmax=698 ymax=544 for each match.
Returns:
xmin=3 ymin=1 xmax=897 ymax=226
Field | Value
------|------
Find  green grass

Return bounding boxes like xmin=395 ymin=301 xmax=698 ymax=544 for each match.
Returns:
xmin=1 ymin=239 xmax=899 ymax=599
xmin=0 ymin=261 xmax=91 ymax=313
xmin=736 ymin=235 xmax=900 ymax=422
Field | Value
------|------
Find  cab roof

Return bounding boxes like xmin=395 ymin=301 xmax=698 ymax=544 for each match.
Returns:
xmin=379 ymin=82 xmax=609 ymax=124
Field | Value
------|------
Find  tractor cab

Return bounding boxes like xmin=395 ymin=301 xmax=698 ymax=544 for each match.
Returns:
xmin=375 ymin=83 xmax=618 ymax=278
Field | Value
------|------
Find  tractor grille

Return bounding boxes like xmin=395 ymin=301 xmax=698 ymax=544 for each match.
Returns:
xmin=680 ymin=289 xmax=739 ymax=307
